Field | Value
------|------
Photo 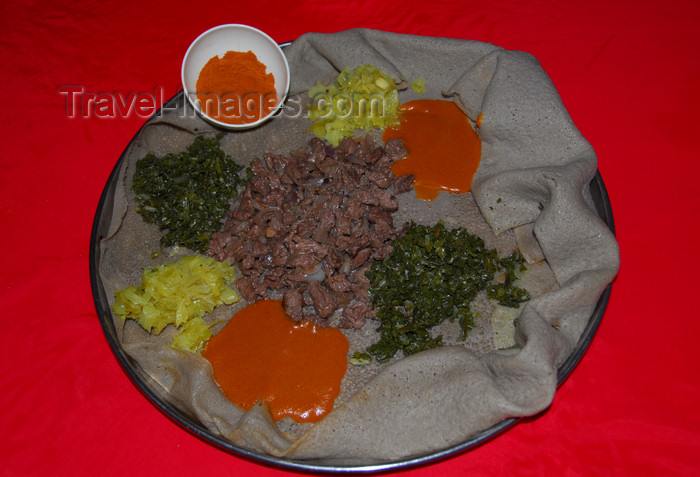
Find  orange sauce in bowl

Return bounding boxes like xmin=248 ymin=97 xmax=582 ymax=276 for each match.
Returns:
xmin=202 ymin=299 xmax=349 ymax=423
xmin=196 ymin=50 xmax=278 ymax=125
xmin=383 ymin=99 xmax=481 ymax=200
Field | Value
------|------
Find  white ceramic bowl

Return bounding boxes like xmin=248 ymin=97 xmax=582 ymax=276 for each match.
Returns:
xmin=181 ymin=24 xmax=290 ymax=130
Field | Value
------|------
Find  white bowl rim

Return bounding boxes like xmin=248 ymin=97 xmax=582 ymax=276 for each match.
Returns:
xmin=181 ymin=24 xmax=291 ymax=130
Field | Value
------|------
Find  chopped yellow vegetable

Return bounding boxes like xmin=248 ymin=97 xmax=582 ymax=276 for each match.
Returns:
xmin=307 ymin=65 xmax=401 ymax=146
xmin=410 ymin=78 xmax=426 ymax=94
xmin=112 ymin=255 xmax=239 ymax=353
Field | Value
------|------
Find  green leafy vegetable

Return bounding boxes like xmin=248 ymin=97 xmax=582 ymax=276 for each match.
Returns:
xmin=132 ymin=134 xmax=247 ymax=253
xmin=361 ymin=221 xmax=531 ymax=363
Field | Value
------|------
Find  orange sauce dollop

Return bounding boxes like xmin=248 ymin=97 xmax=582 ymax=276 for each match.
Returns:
xmin=383 ymin=99 xmax=482 ymax=200
xmin=202 ymin=299 xmax=349 ymax=423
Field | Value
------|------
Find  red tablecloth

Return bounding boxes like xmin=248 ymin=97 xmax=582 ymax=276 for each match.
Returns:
xmin=2 ymin=0 xmax=699 ymax=475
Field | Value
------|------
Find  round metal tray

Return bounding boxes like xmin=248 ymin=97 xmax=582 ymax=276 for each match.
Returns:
xmin=89 ymin=90 xmax=614 ymax=473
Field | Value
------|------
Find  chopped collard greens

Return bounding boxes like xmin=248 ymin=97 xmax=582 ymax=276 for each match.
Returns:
xmin=359 ymin=221 xmax=531 ymax=363
xmin=132 ymin=134 xmax=247 ymax=253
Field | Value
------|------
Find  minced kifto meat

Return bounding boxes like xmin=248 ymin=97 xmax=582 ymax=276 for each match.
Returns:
xmin=208 ymin=135 xmax=412 ymax=328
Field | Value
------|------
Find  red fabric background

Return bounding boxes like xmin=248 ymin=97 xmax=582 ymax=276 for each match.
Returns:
xmin=2 ymin=0 xmax=699 ymax=475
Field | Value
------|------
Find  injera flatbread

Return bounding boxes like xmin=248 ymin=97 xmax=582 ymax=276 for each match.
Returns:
xmin=98 ymin=29 xmax=619 ymax=465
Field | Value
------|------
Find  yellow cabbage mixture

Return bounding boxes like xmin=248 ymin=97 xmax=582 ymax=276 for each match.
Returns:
xmin=307 ymin=64 xmax=401 ymax=146
xmin=112 ymin=255 xmax=239 ymax=353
